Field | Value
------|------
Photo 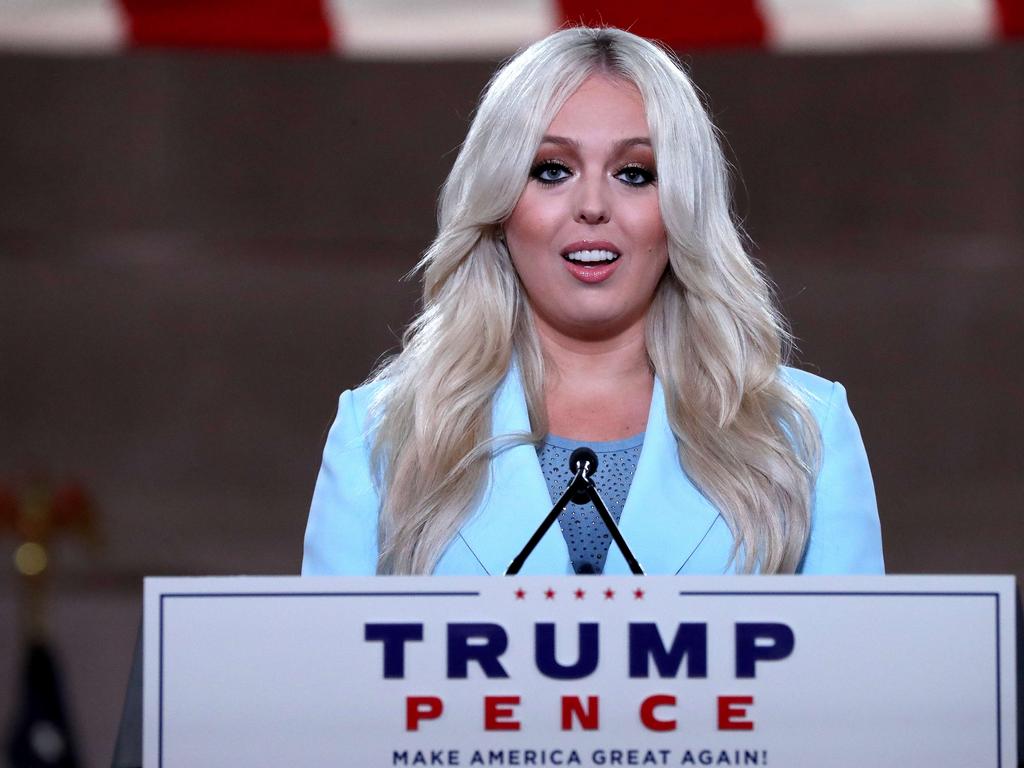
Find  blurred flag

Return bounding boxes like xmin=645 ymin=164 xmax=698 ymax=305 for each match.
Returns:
xmin=5 ymin=642 xmax=80 ymax=768
xmin=0 ymin=0 xmax=1021 ymax=55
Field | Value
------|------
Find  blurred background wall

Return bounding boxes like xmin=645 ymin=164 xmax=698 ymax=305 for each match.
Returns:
xmin=0 ymin=2 xmax=1022 ymax=765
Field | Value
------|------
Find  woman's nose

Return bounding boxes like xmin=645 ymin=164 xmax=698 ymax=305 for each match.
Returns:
xmin=573 ymin=177 xmax=610 ymax=225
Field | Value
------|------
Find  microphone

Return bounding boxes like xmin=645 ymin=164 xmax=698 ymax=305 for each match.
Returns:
xmin=569 ymin=447 xmax=597 ymax=504
xmin=505 ymin=446 xmax=645 ymax=576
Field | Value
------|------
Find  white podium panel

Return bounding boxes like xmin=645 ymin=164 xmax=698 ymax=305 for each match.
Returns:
xmin=143 ymin=575 xmax=1017 ymax=768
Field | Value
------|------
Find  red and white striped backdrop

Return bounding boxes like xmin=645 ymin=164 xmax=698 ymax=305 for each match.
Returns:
xmin=0 ymin=0 xmax=1021 ymax=55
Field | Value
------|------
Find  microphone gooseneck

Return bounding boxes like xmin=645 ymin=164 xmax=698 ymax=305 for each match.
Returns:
xmin=505 ymin=445 xmax=645 ymax=576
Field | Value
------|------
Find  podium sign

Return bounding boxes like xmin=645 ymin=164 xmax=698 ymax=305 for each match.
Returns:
xmin=143 ymin=575 xmax=1017 ymax=767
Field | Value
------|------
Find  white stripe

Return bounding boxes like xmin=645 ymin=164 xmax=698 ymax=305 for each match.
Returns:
xmin=326 ymin=0 xmax=558 ymax=58
xmin=0 ymin=0 xmax=125 ymax=52
xmin=760 ymin=0 xmax=998 ymax=51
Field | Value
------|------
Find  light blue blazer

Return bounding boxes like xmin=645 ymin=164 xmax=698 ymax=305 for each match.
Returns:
xmin=303 ymin=367 xmax=884 ymax=576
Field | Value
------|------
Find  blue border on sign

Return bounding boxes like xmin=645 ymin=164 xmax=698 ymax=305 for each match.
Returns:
xmin=157 ymin=590 xmax=479 ymax=767
xmin=676 ymin=590 xmax=1004 ymax=768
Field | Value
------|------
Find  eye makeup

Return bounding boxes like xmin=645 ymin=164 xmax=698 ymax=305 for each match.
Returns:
xmin=530 ymin=159 xmax=572 ymax=184
xmin=528 ymin=158 xmax=657 ymax=187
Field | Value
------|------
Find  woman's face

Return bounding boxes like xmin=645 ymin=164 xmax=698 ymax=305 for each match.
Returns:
xmin=504 ymin=74 xmax=669 ymax=344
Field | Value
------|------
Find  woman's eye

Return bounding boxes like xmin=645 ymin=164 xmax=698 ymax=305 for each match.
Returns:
xmin=616 ymin=165 xmax=656 ymax=186
xmin=530 ymin=161 xmax=572 ymax=184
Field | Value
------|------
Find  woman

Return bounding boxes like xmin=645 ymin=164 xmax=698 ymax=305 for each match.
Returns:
xmin=303 ymin=26 xmax=883 ymax=577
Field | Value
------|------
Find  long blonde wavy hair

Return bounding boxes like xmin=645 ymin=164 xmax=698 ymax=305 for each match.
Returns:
xmin=368 ymin=26 xmax=821 ymax=575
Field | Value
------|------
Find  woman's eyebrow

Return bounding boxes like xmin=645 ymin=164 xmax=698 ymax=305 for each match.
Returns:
xmin=537 ymin=135 xmax=580 ymax=150
xmin=613 ymin=137 xmax=652 ymax=150
xmin=538 ymin=135 xmax=652 ymax=151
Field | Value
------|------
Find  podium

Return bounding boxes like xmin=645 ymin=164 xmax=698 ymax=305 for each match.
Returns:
xmin=143 ymin=575 xmax=1018 ymax=767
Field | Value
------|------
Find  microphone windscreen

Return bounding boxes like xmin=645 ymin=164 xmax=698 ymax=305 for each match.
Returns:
xmin=568 ymin=447 xmax=598 ymax=476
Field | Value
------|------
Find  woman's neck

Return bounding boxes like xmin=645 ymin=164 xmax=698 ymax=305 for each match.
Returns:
xmin=536 ymin=322 xmax=654 ymax=442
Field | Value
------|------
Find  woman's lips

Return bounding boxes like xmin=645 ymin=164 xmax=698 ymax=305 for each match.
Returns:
xmin=560 ymin=242 xmax=621 ymax=284
xmin=563 ymin=258 xmax=619 ymax=283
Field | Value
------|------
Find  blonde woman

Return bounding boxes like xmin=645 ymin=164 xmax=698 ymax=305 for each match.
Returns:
xmin=303 ymin=26 xmax=883 ymax=577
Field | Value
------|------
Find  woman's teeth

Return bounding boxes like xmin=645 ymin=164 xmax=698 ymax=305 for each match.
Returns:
xmin=563 ymin=249 xmax=620 ymax=264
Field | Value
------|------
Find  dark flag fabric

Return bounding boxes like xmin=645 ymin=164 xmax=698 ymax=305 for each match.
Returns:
xmin=5 ymin=642 xmax=80 ymax=768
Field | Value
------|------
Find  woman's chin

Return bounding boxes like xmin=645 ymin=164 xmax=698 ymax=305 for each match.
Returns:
xmin=539 ymin=310 xmax=647 ymax=345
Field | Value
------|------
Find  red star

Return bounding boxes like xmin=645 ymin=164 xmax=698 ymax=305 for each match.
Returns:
xmin=514 ymin=588 xmax=526 ymax=600
xmin=604 ymin=588 xmax=615 ymax=600
xmin=633 ymin=588 xmax=645 ymax=600
xmin=574 ymin=588 xmax=585 ymax=600
xmin=544 ymin=588 xmax=556 ymax=600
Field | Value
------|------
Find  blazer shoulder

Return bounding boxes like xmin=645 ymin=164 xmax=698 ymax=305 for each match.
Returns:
xmin=781 ymin=367 xmax=884 ymax=574
xmin=348 ymin=378 xmax=387 ymax=421
xmin=302 ymin=379 xmax=387 ymax=576
xmin=780 ymin=366 xmax=839 ymax=425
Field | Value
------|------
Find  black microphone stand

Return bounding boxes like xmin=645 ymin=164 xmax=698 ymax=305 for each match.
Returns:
xmin=505 ymin=447 xmax=645 ymax=576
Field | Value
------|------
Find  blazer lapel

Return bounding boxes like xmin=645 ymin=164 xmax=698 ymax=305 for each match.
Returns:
xmin=459 ymin=370 xmax=722 ymax=576
xmin=604 ymin=377 xmax=723 ymax=575
xmin=458 ymin=365 xmax=571 ymax=575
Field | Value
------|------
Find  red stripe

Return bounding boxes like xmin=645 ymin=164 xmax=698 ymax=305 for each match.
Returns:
xmin=994 ymin=0 xmax=1024 ymax=37
xmin=556 ymin=0 xmax=767 ymax=49
xmin=119 ymin=0 xmax=333 ymax=51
